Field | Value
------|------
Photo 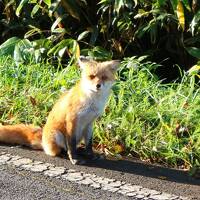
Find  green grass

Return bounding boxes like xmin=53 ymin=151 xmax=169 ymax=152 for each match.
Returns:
xmin=1 ymin=56 xmax=200 ymax=171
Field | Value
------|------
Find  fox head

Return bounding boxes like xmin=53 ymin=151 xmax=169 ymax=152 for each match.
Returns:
xmin=78 ymin=57 xmax=120 ymax=93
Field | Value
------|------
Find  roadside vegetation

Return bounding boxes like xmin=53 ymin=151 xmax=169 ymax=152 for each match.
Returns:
xmin=1 ymin=56 xmax=200 ymax=173
xmin=0 ymin=0 xmax=200 ymax=174
xmin=0 ymin=0 xmax=200 ymax=75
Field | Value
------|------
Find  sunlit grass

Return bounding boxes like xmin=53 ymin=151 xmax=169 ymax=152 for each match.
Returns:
xmin=1 ymin=56 xmax=200 ymax=170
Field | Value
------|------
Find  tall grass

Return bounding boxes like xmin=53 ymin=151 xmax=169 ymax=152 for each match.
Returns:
xmin=97 ymin=58 xmax=200 ymax=170
xmin=0 ymin=56 xmax=200 ymax=170
xmin=0 ymin=56 xmax=79 ymax=125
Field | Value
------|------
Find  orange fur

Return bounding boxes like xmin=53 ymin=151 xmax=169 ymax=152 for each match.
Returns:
xmin=0 ymin=58 xmax=120 ymax=165
xmin=0 ymin=124 xmax=42 ymax=149
xmin=42 ymin=58 xmax=120 ymax=164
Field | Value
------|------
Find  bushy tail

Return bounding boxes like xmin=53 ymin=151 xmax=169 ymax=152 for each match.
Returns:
xmin=0 ymin=124 xmax=43 ymax=150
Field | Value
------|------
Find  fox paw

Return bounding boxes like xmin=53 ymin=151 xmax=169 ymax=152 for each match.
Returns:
xmin=70 ymin=158 xmax=86 ymax=165
xmin=86 ymin=153 xmax=105 ymax=161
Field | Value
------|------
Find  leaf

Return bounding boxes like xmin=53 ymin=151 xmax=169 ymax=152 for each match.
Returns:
xmin=114 ymin=0 xmax=124 ymax=15
xmin=188 ymin=64 xmax=200 ymax=75
xmin=48 ymin=40 xmax=70 ymax=56
xmin=31 ymin=4 xmax=40 ymax=18
xmin=51 ymin=17 xmax=63 ymax=32
xmin=0 ymin=37 xmax=21 ymax=56
xmin=32 ymin=38 xmax=52 ymax=49
xmin=158 ymin=0 xmax=167 ymax=7
xmin=34 ymin=49 xmax=42 ymax=63
xmin=88 ymin=46 xmax=112 ymax=61
xmin=190 ymin=10 xmax=200 ymax=35
xmin=134 ymin=9 xmax=151 ymax=19
xmin=13 ymin=39 xmax=33 ymax=64
xmin=66 ymin=40 xmax=80 ymax=58
xmin=170 ymin=0 xmax=178 ymax=13
xmin=25 ymin=26 xmax=42 ymax=38
xmin=182 ymin=0 xmax=191 ymax=11
xmin=43 ymin=0 xmax=51 ymax=8
xmin=133 ymin=0 xmax=138 ymax=7
xmin=176 ymin=0 xmax=185 ymax=30
xmin=47 ymin=39 xmax=78 ymax=57
xmin=74 ymin=42 xmax=80 ymax=59
xmin=16 ymin=0 xmax=29 ymax=17
xmin=58 ymin=47 xmax=67 ymax=58
xmin=52 ymin=28 xmax=67 ymax=33
xmin=77 ymin=31 xmax=90 ymax=41
xmin=60 ymin=0 xmax=80 ymax=21
xmin=186 ymin=47 xmax=200 ymax=59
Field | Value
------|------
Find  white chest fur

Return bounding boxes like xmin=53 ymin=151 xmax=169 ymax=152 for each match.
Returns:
xmin=77 ymin=89 xmax=111 ymax=126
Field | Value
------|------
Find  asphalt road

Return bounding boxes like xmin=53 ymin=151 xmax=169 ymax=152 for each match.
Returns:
xmin=0 ymin=165 xmax=127 ymax=200
xmin=0 ymin=145 xmax=199 ymax=200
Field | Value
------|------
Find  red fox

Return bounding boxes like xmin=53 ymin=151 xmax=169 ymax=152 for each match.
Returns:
xmin=0 ymin=57 xmax=120 ymax=165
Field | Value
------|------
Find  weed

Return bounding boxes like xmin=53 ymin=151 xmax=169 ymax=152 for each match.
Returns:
xmin=1 ymin=56 xmax=200 ymax=169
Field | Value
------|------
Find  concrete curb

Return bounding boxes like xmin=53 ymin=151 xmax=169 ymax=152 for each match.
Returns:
xmin=0 ymin=152 xmax=190 ymax=200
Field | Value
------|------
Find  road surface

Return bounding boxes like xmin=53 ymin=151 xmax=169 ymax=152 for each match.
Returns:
xmin=0 ymin=145 xmax=199 ymax=200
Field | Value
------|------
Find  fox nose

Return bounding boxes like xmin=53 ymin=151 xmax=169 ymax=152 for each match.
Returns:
xmin=96 ymin=84 xmax=101 ymax=89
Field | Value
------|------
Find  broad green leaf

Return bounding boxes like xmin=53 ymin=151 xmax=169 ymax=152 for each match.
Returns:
xmin=31 ymin=4 xmax=40 ymax=18
xmin=133 ymin=0 xmax=138 ymax=7
xmin=51 ymin=17 xmax=62 ymax=32
xmin=134 ymin=9 xmax=151 ymax=19
xmin=182 ymin=0 xmax=191 ymax=11
xmin=77 ymin=31 xmax=90 ymax=41
xmin=71 ymin=40 xmax=80 ymax=59
xmin=25 ymin=26 xmax=42 ymax=38
xmin=0 ymin=37 xmax=21 ymax=56
xmin=14 ymin=39 xmax=33 ymax=64
xmin=190 ymin=10 xmax=200 ymax=35
xmin=176 ymin=0 xmax=185 ymax=30
xmin=157 ymin=0 xmax=167 ymax=7
xmin=75 ymin=42 xmax=80 ymax=59
xmin=32 ymin=38 xmax=52 ymax=49
xmin=47 ymin=39 xmax=71 ymax=55
xmin=88 ymin=46 xmax=112 ymax=61
xmin=16 ymin=0 xmax=29 ymax=17
xmin=188 ymin=64 xmax=200 ymax=75
xmin=186 ymin=47 xmax=200 ymax=59
xmin=34 ymin=49 xmax=42 ymax=63
xmin=114 ymin=0 xmax=124 ymax=14
xmin=170 ymin=0 xmax=178 ymax=13
xmin=58 ymin=47 xmax=67 ymax=58
xmin=52 ymin=28 xmax=67 ymax=33
xmin=47 ymin=39 xmax=79 ymax=59
xmin=43 ymin=0 xmax=51 ymax=7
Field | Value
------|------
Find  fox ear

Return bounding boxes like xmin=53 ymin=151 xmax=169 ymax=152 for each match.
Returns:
xmin=102 ymin=60 xmax=120 ymax=72
xmin=78 ymin=56 xmax=91 ymax=70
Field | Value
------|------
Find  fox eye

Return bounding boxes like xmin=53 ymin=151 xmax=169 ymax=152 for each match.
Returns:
xmin=89 ymin=75 xmax=95 ymax=79
xmin=102 ymin=75 xmax=107 ymax=80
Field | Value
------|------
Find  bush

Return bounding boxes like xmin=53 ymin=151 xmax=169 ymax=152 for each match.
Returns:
xmin=0 ymin=0 xmax=200 ymax=80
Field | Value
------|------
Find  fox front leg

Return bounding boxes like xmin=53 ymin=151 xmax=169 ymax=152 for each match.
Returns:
xmin=66 ymin=119 xmax=87 ymax=165
xmin=83 ymin=124 xmax=103 ymax=160
xmin=83 ymin=124 xmax=93 ymax=155
xmin=66 ymin=134 xmax=86 ymax=165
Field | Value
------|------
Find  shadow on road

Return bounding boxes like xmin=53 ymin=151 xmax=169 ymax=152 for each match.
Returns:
xmin=87 ymin=157 xmax=200 ymax=186
xmin=1 ymin=144 xmax=199 ymax=187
